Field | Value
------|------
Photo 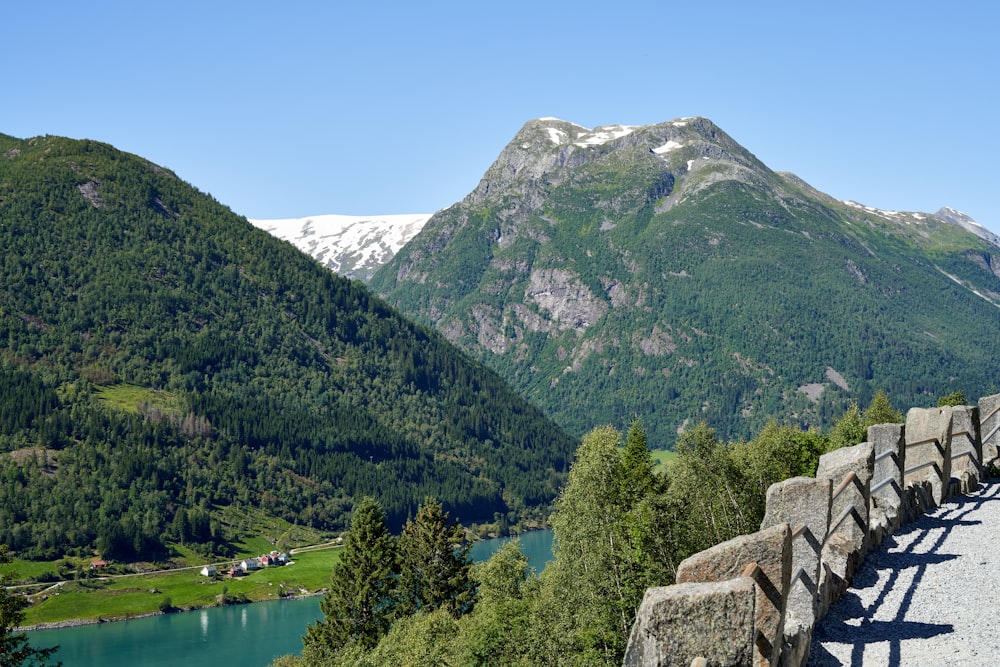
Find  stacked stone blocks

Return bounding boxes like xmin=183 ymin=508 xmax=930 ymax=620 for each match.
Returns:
xmin=624 ymin=395 xmax=997 ymax=667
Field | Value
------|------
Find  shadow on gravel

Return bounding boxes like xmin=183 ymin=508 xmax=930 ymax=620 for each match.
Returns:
xmin=810 ymin=479 xmax=1000 ymax=666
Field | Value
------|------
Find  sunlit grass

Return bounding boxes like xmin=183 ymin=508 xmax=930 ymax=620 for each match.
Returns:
xmin=2 ymin=555 xmax=94 ymax=584
xmin=650 ymin=449 xmax=677 ymax=474
xmin=21 ymin=548 xmax=342 ymax=626
xmin=93 ymin=384 xmax=177 ymax=414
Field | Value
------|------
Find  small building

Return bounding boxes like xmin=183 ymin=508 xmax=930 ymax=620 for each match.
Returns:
xmin=200 ymin=564 xmax=217 ymax=577
xmin=240 ymin=558 xmax=261 ymax=572
xmin=90 ymin=560 xmax=108 ymax=569
xmin=258 ymin=551 xmax=289 ymax=567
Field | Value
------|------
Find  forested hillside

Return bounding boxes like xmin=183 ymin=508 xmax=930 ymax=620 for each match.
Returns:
xmin=371 ymin=117 xmax=1000 ymax=446
xmin=0 ymin=133 xmax=576 ymax=561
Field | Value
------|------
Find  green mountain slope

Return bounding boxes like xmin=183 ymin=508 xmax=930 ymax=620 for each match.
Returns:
xmin=370 ymin=117 xmax=1000 ymax=447
xmin=0 ymin=133 xmax=575 ymax=560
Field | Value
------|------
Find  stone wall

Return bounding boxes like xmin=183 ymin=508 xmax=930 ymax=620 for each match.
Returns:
xmin=623 ymin=394 xmax=998 ymax=667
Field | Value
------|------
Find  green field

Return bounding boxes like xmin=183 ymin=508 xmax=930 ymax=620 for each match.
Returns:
xmin=17 ymin=547 xmax=341 ymax=627
xmin=93 ymin=383 xmax=179 ymax=415
xmin=2 ymin=499 xmax=340 ymax=627
xmin=650 ymin=449 xmax=677 ymax=474
xmin=2 ymin=560 xmax=59 ymax=583
xmin=216 ymin=504 xmax=330 ymax=554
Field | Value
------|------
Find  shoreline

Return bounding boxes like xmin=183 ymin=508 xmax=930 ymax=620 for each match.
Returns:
xmin=17 ymin=591 xmax=324 ymax=633
xmin=17 ymin=611 xmax=162 ymax=632
xmin=17 ymin=529 xmax=553 ymax=633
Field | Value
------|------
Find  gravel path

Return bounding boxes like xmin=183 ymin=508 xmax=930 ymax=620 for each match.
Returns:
xmin=810 ymin=479 xmax=1000 ymax=666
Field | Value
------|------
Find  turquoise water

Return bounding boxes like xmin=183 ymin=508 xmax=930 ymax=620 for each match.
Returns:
xmin=26 ymin=529 xmax=554 ymax=667
xmin=467 ymin=528 xmax=555 ymax=575
xmin=28 ymin=600 xmax=322 ymax=667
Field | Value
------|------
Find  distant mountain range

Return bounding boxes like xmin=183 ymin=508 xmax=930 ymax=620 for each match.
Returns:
xmin=262 ymin=206 xmax=998 ymax=285
xmin=357 ymin=116 xmax=1000 ymax=447
xmin=249 ymin=214 xmax=431 ymax=281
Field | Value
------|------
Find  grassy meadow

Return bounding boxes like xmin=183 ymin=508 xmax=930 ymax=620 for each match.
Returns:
xmin=15 ymin=546 xmax=342 ymax=627
xmin=650 ymin=449 xmax=677 ymax=474
xmin=1 ymin=495 xmax=343 ymax=627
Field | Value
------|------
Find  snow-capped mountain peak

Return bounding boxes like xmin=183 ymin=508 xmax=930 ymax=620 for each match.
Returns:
xmin=933 ymin=207 xmax=1000 ymax=248
xmin=249 ymin=213 xmax=432 ymax=282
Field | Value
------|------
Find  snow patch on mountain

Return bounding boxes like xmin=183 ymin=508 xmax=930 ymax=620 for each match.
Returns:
xmin=843 ymin=200 xmax=908 ymax=220
xmin=843 ymin=201 xmax=999 ymax=249
xmin=249 ymin=213 xmax=432 ymax=281
xmin=934 ymin=207 xmax=1000 ymax=248
xmin=653 ymin=140 xmax=684 ymax=154
xmin=546 ymin=127 xmax=568 ymax=145
xmin=537 ymin=119 xmax=638 ymax=147
xmin=574 ymin=125 xmax=636 ymax=147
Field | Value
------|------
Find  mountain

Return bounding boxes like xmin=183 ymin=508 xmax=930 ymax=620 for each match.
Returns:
xmin=932 ymin=205 xmax=1000 ymax=247
xmin=369 ymin=116 xmax=1000 ymax=448
xmin=0 ymin=133 xmax=575 ymax=560
xmin=248 ymin=213 xmax=431 ymax=281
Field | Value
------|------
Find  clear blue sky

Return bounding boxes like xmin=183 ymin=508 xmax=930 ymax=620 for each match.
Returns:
xmin=6 ymin=1 xmax=998 ymax=231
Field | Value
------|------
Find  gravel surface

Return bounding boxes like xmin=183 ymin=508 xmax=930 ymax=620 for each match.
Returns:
xmin=810 ymin=479 xmax=1000 ymax=666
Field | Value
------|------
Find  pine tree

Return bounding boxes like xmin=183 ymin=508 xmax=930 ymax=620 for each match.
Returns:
xmin=302 ymin=497 xmax=397 ymax=659
xmin=395 ymin=497 xmax=475 ymax=618
xmin=620 ymin=418 xmax=654 ymax=504
xmin=829 ymin=401 xmax=866 ymax=451
xmin=863 ymin=389 xmax=903 ymax=426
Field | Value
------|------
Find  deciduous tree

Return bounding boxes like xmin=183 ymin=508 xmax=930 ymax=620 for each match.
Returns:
xmin=1 ymin=545 xmax=61 ymax=667
xmin=937 ymin=390 xmax=967 ymax=407
xmin=461 ymin=540 xmax=540 ymax=665
xmin=669 ymin=422 xmax=755 ymax=551
xmin=829 ymin=401 xmax=865 ymax=451
xmin=541 ymin=425 xmax=634 ymax=662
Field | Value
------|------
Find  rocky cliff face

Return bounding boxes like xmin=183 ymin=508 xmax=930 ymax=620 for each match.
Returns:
xmin=372 ymin=116 xmax=1000 ymax=446
xmin=461 ymin=117 xmax=786 ymax=251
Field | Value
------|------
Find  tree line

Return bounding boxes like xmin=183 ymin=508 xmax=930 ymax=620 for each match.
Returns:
xmin=274 ymin=391 xmax=903 ymax=666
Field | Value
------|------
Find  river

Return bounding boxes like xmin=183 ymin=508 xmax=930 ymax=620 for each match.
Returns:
xmin=26 ymin=529 xmax=554 ymax=667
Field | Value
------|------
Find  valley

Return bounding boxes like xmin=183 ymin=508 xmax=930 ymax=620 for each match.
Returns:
xmin=245 ymin=120 xmax=1000 ymax=451
xmin=4 ymin=117 xmax=1000 ymax=666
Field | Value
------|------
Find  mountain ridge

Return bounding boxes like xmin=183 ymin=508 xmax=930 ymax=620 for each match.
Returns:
xmin=250 ymin=118 xmax=993 ymax=282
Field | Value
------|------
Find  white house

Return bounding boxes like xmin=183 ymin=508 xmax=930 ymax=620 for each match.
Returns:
xmin=200 ymin=564 xmax=217 ymax=577
xmin=240 ymin=558 xmax=261 ymax=572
